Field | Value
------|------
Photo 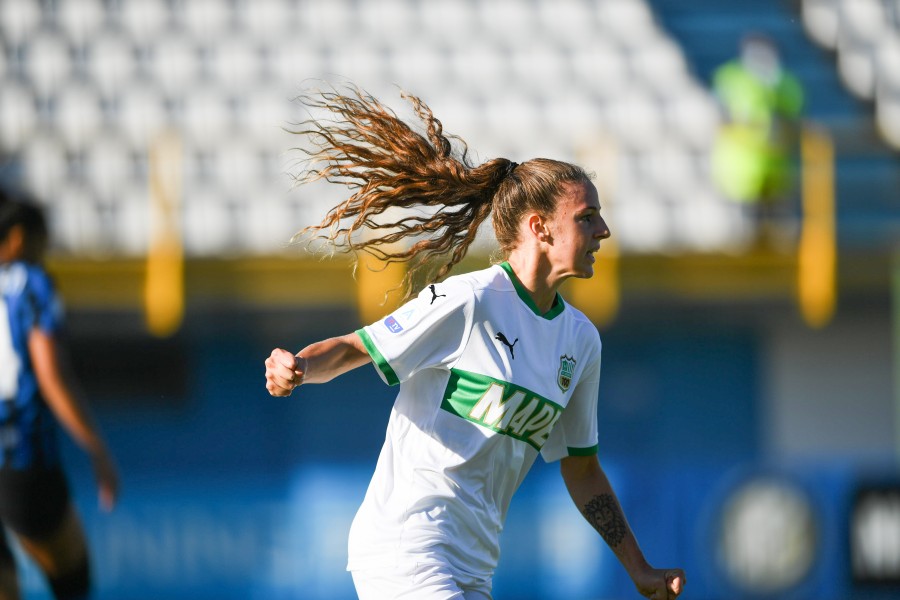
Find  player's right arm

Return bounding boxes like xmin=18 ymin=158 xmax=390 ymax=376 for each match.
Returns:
xmin=265 ymin=332 xmax=371 ymax=396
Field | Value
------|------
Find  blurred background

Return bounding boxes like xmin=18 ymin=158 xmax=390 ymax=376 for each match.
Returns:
xmin=1 ymin=0 xmax=899 ymax=598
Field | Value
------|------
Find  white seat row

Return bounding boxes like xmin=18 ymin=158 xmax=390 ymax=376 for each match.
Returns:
xmin=802 ymin=0 xmax=900 ymax=148
xmin=1 ymin=0 xmax=665 ymax=48
xmin=0 ymin=0 xmax=748 ymax=256
xmin=5 ymin=32 xmax=690 ymax=97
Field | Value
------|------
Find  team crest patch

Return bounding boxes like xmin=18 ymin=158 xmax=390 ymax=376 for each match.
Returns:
xmin=557 ymin=355 xmax=576 ymax=392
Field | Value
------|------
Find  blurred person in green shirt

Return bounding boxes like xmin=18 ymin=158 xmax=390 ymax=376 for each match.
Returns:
xmin=711 ymin=33 xmax=805 ymax=209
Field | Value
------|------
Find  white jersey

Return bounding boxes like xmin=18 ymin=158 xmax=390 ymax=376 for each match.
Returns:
xmin=348 ymin=262 xmax=602 ymax=579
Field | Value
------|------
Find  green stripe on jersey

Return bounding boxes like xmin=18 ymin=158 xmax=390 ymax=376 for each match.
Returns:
xmin=356 ymin=328 xmax=399 ymax=386
xmin=441 ymin=369 xmax=564 ymax=451
xmin=567 ymin=445 xmax=599 ymax=456
xmin=499 ymin=262 xmax=565 ymax=320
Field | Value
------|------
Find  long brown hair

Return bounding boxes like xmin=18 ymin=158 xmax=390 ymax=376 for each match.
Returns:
xmin=288 ymin=84 xmax=592 ymax=297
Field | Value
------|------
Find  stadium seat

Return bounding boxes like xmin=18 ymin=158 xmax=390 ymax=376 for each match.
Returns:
xmin=672 ymin=186 xmax=752 ymax=252
xmin=238 ymin=87 xmax=296 ymax=145
xmin=837 ymin=45 xmax=877 ymax=101
xmin=419 ymin=0 xmax=478 ymax=43
xmin=477 ymin=0 xmax=539 ymax=45
xmin=631 ymin=37 xmax=692 ymax=96
xmin=876 ymin=31 xmax=900 ymax=94
xmin=52 ymin=185 xmax=106 ymax=254
xmin=299 ymin=0 xmax=359 ymax=42
xmin=840 ymin=0 xmax=890 ymax=39
xmin=236 ymin=0 xmax=293 ymax=41
xmin=116 ymin=82 xmax=168 ymax=150
xmin=21 ymin=131 xmax=68 ymax=203
xmin=178 ymin=0 xmax=232 ymax=42
xmin=85 ymin=31 xmax=138 ymax=100
xmin=241 ymin=186 xmax=299 ymax=253
xmin=645 ymin=140 xmax=700 ymax=198
xmin=207 ymin=36 xmax=262 ymax=92
xmin=83 ymin=132 xmax=134 ymax=204
xmin=540 ymin=93 xmax=606 ymax=144
xmin=54 ymin=82 xmax=105 ymax=151
xmin=118 ymin=0 xmax=169 ymax=45
xmin=606 ymin=88 xmax=665 ymax=150
xmin=608 ymin=185 xmax=672 ymax=253
xmin=209 ymin=139 xmax=267 ymax=196
xmin=357 ymin=0 xmax=418 ymax=45
xmin=56 ymin=0 xmax=106 ymax=47
xmin=0 ymin=0 xmax=42 ymax=47
xmin=113 ymin=184 xmax=152 ymax=255
xmin=663 ymin=82 xmax=723 ymax=150
xmin=326 ymin=43 xmax=390 ymax=97
xmin=0 ymin=82 xmax=38 ymax=152
xmin=801 ymin=0 xmax=840 ymax=50
xmin=266 ymin=39 xmax=327 ymax=94
xmin=423 ymin=91 xmax=487 ymax=145
xmin=876 ymin=90 xmax=900 ymax=148
xmin=599 ymin=0 xmax=659 ymax=48
xmin=22 ymin=31 xmax=71 ymax=99
xmin=180 ymin=88 xmax=232 ymax=148
xmin=181 ymin=185 xmax=235 ymax=256
xmin=387 ymin=42 xmax=452 ymax=96
xmin=836 ymin=0 xmax=889 ymax=100
xmin=875 ymin=33 xmax=900 ymax=148
xmin=508 ymin=42 xmax=571 ymax=96
xmin=538 ymin=0 xmax=598 ymax=45
xmin=447 ymin=41 xmax=512 ymax=95
xmin=568 ymin=39 xmax=631 ymax=101
xmin=146 ymin=34 xmax=200 ymax=99
xmin=482 ymin=92 xmax=544 ymax=155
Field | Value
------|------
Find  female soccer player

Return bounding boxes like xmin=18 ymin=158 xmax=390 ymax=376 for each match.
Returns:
xmin=264 ymin=87 xmax=684 ymax=600
xmin=0 ymin=196 xmax=119 ymax=600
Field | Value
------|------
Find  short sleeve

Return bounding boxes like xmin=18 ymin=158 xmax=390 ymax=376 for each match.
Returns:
xmin=26 ymin=267 xmax=63 ymax=334
xmin=540 ymin=338 xmax=601 ymax=462
xmin=356 ymin=279 xmax=474 ymax=386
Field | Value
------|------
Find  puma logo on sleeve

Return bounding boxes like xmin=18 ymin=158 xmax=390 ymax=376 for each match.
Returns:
xmin=429 ymin=284 xmax=447 ymax=305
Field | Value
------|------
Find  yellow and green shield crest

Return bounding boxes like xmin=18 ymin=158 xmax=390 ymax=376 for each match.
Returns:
xmin=557 ymin=355 xmax=576 ymax=392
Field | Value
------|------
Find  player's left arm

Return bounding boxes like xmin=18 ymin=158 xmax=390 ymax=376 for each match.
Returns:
xmin=28 ymin=328 xmax=119 ymax=510
xmin=560 ymin=454 xmax=685 ymax=599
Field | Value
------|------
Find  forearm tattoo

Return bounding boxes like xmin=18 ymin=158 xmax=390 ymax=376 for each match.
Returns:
xmin=581 ymin=493 xmax=627 ymax=548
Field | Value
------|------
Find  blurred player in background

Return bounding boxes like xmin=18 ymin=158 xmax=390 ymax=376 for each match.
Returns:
xmin=0 ymin=193 xmax=119 ymax=600
xmin=264 ymin=86 xmax=684 ymax=600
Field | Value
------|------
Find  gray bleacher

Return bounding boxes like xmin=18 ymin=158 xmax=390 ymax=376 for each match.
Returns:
xmin=1 ymin=0 xmax=895 ymax=258
xmin=801 ymin=0 xmax=900 ymax=148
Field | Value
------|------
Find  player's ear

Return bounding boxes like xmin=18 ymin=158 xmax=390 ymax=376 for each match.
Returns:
xmin=526 ymin=213 xmax=550 ymax=243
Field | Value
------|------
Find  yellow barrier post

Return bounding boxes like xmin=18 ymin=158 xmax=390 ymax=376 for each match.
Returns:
xmin=797 ymin=125 xmax=836 ymax=329
xmin=144 ymin=130 xmax=185 ymax=337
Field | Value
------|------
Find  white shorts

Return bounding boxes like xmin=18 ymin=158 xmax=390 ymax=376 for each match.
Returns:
xmin=350 ymin=563 xmax=492 ymax=600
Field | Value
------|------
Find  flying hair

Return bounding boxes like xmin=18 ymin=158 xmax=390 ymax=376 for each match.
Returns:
xmin=286 ymin=83 xmax=592 ymax=299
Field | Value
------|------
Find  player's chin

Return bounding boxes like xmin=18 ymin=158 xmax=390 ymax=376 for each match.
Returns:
xmin=572 ymin=265 xmax=594 ymax=279
xmin=559 ymin=258 xmax=594 ymax=280
xmin=576 ymin=257 xmax=596 ymax=278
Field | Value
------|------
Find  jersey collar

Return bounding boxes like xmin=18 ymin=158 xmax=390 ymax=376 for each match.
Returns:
xmin=499 ymin=262 xmax=565 ymax=320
